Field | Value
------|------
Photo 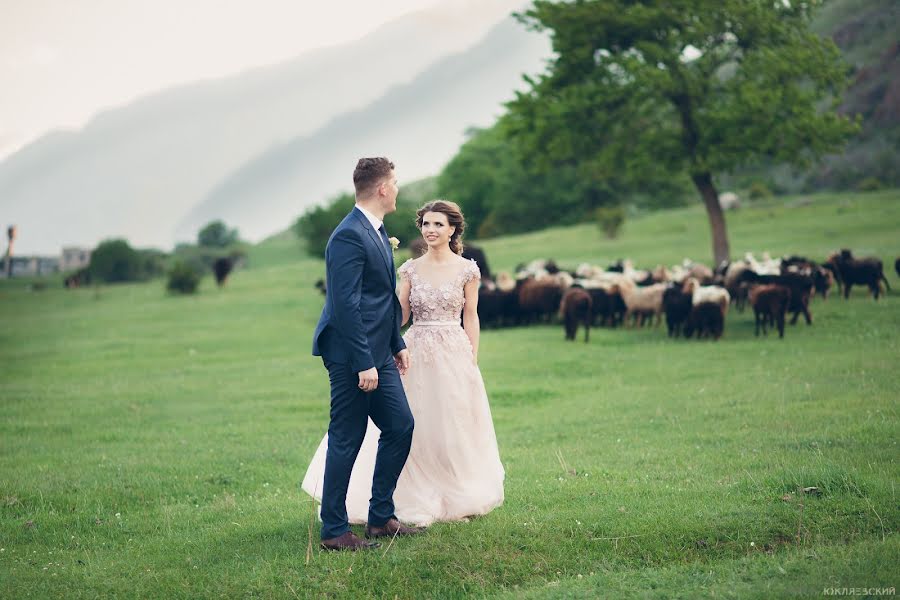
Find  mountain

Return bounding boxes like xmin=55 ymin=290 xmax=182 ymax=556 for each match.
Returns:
xmin=0 ymin=0 xmax=534 ymax=255
xmin=175 ymin=15 xmax=551 ymax=242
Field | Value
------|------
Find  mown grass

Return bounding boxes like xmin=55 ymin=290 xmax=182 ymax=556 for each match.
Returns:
xmin=1 ymin=190 xmax=898 ymax=598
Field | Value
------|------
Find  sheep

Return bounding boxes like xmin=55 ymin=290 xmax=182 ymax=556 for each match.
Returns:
xmin=781 ymin=256 xmax=833 ymax=300
xmin=743 ymin=271 xmax=814 ymax=325
xmin=517 ymin=278 xmax=564 ymax=324
xmin=826 ymin=249 xmax=890 ymax=300
xmin=461 ymin=245 xmax=491 ymax=281
xmin=683 ymin=302 xmax=725 ymax=340
xmin=612 ymin=279 xmax=667 ymax=327
xmin=682 ymin=278 xmax=730 ymax=320
xmin=719 ymin=191 xmax=741 ymax=211
xmin=662 ymin=282 xmax=693 ymax=337
xmin=749 ymin=284 xmax=791 ymax=338
xmin=477 ymin=287 xmax=518 ymax=328
xmin=560 ymin=287 xmax=592 ymax=342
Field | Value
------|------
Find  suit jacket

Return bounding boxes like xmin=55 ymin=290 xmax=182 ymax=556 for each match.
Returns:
xmin=312 ymin=207 xmax=405 ymax=372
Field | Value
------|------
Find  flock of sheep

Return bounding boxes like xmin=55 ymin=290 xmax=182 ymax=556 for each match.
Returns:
xmin=475 ymin=248 xmax=895 ymax=342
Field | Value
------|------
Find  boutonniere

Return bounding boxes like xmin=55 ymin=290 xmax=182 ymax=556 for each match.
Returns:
xmin=388 ymin=237 xmax=400 ymax=254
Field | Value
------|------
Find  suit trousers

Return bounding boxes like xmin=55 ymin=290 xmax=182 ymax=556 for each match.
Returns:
xmin=320 ymin=357 xmax=414 ymax=539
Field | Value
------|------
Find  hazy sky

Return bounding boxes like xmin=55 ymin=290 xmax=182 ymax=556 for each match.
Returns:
xmin=1 ymin=0 xmax=468 ymax=159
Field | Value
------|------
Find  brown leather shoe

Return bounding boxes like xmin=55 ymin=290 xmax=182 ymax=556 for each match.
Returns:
xmin=365 ymin=518 xmax=426 ymax=539
xmin=320 ymin=531 xmax=380 ymax=551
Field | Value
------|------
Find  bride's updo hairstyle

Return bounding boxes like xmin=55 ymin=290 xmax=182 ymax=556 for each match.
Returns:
xmin=415 ymin=200 xmax=467 ymax=255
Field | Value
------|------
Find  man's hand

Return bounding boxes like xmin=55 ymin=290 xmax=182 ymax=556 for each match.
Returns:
xmin=358 ymin=367 xmax=379 ymax=392
xmin=394 ymin=349 xmax=411 ymax=376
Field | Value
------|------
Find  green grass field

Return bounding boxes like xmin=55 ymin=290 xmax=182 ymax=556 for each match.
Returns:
xmin=2 ymin=190 xmax=898 ymax=598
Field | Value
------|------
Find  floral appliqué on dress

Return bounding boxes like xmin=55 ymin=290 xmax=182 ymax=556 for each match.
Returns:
xmin=398 ymin=258 xmax=480 ymax=364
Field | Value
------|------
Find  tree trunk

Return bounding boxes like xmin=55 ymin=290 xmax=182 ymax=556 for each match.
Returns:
xmin=692 ymin=172 xmax=730 ymax=267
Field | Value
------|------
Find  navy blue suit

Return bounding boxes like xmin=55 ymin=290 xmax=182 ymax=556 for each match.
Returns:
xmin=312 ymin=207 xmax=413 ymax=539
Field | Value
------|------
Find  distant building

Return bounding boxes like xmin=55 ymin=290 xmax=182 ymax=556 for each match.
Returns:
xmin=60 ymin=247 xmax=91 ymax=272
xmin=8 ymin=256 xmax=60 ymax=277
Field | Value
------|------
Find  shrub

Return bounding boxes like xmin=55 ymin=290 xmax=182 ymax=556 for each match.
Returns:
xmin=89 ymin=239 xmax=142 ymax=283
xmin=167 ymin=261 xmax=202 ymax=294
xmin=856 ymin=177 xmax=882 ymax=192
xmin=748 ymin=182 xmax=773 ymax=200
xmin=595 ymin=205 xmax=625 ymax=239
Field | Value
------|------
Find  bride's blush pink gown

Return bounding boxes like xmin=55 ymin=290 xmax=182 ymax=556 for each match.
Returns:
xmin=302 ymin=257 xmax=505 ymax=526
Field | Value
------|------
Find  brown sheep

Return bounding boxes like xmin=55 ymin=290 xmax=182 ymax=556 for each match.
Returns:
xmin=517 ymin=278 xmax=564 ymax=324
xmin=749 ymin=284 xmax=791 ymax=338
xmin=560 ymin=287 xmax=592 ymax=342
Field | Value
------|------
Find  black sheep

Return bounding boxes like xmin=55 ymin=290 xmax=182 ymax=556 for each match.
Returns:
xmin=662 ymin=283 xmax=692 ymax=338
xmin=683 ymin=302 xmax=724 ymax=340
xmin=826 ymin=249 xmax=890 ymax=300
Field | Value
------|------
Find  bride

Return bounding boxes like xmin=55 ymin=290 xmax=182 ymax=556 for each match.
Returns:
xmin=302 ymin=200 xmax=504 ymax=526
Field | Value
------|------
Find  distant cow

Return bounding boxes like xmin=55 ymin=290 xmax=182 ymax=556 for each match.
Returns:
xmin=213 ymin=257 xmax=234 ymax=286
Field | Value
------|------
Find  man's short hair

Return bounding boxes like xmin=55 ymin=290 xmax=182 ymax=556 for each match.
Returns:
xmin=353 ymin=157 xmax=394 ymax=198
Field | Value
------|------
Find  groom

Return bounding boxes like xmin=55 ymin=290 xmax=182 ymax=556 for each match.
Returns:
xmin=312 ymin=157 xmax=423 ymax=550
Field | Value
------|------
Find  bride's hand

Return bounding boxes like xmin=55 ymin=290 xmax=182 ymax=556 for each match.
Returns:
xmin=394 ymin=349 xmax=411 ymax=375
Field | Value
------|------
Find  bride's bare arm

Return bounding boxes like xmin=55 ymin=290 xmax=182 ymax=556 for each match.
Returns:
xmin=463 ymin=278 xmax=480 ymax=362
xmin=398 ymin=278 xmax=412 ymax=326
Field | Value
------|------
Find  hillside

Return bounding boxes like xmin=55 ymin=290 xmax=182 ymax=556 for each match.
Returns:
xmin=0 ymin=1 xmax=540 ymax=255
xmin=243 ymin=189 xmax=900 ymax=277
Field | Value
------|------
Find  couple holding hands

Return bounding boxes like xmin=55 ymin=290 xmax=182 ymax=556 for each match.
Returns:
xmin=302 ymin=157 xmax=504 ymax=550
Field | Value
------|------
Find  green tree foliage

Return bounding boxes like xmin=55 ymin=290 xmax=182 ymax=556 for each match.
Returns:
xmin=197 ymin=220 xmax=239 ymax=248
xmin=506 ymin=0 xmax=858 ymax=264
xmin=437 ymin=124 xmax=690 ymax=240
xmin=89 ymin=239 xmax=142 ymax=283
xmin=293 ymin=189 xmax=425 ymax=258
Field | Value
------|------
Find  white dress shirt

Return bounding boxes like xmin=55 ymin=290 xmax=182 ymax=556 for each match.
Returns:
xmin=355 ymin=204 xmax=383 ymax=231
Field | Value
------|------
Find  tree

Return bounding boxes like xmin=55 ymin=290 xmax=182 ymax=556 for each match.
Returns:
xmin=89 ymin=239 xmax=142 ymax=283
xmin=197 ymin=220 xmax=239 ymax=248
xmin=507 ymin=0 xmax=858 ymax=265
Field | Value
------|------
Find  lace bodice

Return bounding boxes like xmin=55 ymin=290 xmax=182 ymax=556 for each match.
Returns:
xmin=398 ymin=258 xmax=480 ymax=323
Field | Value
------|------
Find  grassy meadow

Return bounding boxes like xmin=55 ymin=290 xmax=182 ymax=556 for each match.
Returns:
xmin=1 ymin=190 xmax=898 ymax=598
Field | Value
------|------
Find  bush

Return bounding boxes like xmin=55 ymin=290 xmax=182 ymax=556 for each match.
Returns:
xmin=856 ymin=177 xmax=882 ymax=191
xmin=595 ymin=205 xmax=625 ymax=239
xmin=89 ymin=239 xmax=142 ymax=283
xmin=748 ymin=182 xmax=773 ymax=200
xmin=167 ymin=261 xmax=202 ymax=294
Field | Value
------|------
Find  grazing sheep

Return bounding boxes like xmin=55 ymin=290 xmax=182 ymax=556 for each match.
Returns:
xmin=682 ymin=278 xmax=730 ymax=319
xmin=560 ymin=287 xmax=592 ymax=342
xmin=517 ymin=278 xmax=564 ymax=324
xmin=462 ymin=245 xmax=491 ymax=281
xmin=662 ymin=283 xmax=693 ymax=338
xmin=684 ymin=302 xmax=725 ymax=340
xmin=477 ymin=287 xmax=518 ymax=328
xmin=749 ymin=284 xmax=791 ymax=338
xmin=613 ymin=280 xmax=667 ymax=327
xmin=826 ymin=249 xmax=891 ymax=300
xmin=743 ymin=271 xmax=814 ymax=325
xmin=719 ymin=191 xmax=741 ymax=211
